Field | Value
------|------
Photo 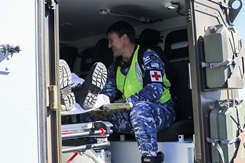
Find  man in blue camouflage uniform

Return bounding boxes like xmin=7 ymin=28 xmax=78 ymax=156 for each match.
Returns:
xmin=97 ymin=21 xmax=176 ymax=163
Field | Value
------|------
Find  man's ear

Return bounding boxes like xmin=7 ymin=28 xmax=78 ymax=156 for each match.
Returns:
xmin=122 ymin=34 xmax=128 ymax=42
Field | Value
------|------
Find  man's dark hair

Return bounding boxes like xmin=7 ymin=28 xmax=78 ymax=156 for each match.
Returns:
xmin=106 ymin=21 xmax=136 ymax=44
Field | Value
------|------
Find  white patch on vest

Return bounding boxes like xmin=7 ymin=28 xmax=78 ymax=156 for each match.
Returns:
xmin=150 ymin=70 xmax=162 ymax=82
xmin=136 ymin=62 xmax=143 ymax=84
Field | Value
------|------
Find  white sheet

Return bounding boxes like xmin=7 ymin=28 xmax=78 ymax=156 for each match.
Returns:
xmin=61 ymin=94 xmax=110 ymax=115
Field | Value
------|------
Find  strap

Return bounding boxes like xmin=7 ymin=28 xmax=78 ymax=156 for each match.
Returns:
xmin=201 ymin=59 xmax=236 ymax=69
xmin=235 ymin=105 xmax=244 ymax=132
xmin=207 ymin=137 xmax=225 ymax=163
xmin=137 ymin=46 xmax=146 ymax=72
xmin=206 ymin=136 xmax=241 ymax=163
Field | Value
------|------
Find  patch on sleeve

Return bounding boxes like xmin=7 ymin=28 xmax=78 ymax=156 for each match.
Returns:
xmin=150 ymin=70 xmax=163 ymax=82
xmin=150 ymin=62 xmax=159 ymax=68
xmin=149 ymin=54 xmax=158 ymax=60
xmin=143 ymin=70 xmax=163 ymax=86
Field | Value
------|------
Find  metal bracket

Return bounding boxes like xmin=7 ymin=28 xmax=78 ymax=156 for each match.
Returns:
xmin=227 ymin=0 xmax=243 ymax=25
xmin=0 ymin=44 xmax=20 ymax=56
xmin=45 ymin=0 xmax=59 ymax=10
xmin=0 ymin=44 xmax=20 ymax=73
xmin=201 ymin=59 xmax=236 ymax=69
xmin=208 ymin=0 xmax=242 ymax=25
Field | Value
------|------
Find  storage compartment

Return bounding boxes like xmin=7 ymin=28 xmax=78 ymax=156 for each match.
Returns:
xmin=203 ymin=24 xmax=245 ymax=89
xmin=209 ymin=99 xmax=245 ymax=163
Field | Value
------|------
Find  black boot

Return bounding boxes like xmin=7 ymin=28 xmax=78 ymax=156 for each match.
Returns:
xmin=141 ymin=152 xmax=164 ymax=163
xmin=72 ymin=62 xmax=107 ymax=110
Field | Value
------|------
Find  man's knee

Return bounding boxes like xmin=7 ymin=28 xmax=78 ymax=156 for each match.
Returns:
xmin=131 ymin=101 xmax=151 ymax=113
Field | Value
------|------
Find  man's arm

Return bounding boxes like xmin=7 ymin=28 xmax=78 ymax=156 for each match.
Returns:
xmin=126 ymin=49 xmax=165 ymax=104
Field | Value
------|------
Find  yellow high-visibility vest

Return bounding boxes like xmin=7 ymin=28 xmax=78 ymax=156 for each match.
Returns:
xmin=116 ymin=45 xmax=171 ymax=103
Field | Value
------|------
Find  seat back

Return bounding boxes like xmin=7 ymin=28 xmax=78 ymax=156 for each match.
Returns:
xmin=77 ymin=38 xmax=113 ymax=79
xmin=94 ymin=38 xmax=113 ymax=68
xmin=139 ymin=28 xmax=179 ymax=118
xmin=60 ymin=46 xmax=79 ymax=71
xmin=139 ymin=28 xmax=175 ymax=79
xmin=139 ymin=28 xmax=194 ymax=141
xmin=78 ymin=47 xmax=96 ymax=78
xmin=157 ymin=29 xmax=194 ymax=142
xmin=139 ymin=28 xmax=162 ymax=47
xmin=138 ymin=28 xmax=172 ymax=77
xmin=164 ymin=29 xmax=193 ymax=121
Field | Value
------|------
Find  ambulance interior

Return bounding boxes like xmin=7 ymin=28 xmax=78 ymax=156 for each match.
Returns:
xmin=59 ymin=0 xmax=194 ymax=129
xmin=59 ymin=0 xmax=194 ymax=162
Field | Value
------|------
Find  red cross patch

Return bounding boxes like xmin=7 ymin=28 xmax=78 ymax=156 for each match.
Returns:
xmin=150 ymin=70 xmax=162 ymax=82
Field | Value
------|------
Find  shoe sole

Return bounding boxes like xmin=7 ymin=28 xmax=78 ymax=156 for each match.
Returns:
xmin=78 ymin=62 xmax=107 ymax=110
xmin=59 ymin=59 xmax=76 ymax=111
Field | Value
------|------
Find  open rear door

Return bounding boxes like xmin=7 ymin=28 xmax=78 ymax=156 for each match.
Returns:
xmin=0 ymin=0 xmax=61 ymax=162
xmin=186 ymin=0 xmax=245 ymax=162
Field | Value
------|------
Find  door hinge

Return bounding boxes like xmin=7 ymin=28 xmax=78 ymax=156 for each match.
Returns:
xmin=48 ymin=85 xmax=58 ymax=111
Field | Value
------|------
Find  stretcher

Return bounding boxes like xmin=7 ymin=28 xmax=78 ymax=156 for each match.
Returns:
xmin=62 ymin=121 xmax=113 ymax=163
xmin=61 ymin=96 xmax=132 ymax=163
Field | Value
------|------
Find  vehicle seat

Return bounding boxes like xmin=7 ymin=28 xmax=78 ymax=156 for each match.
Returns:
xmin=94 ymin=38 xmax=113 ymax=68
xmin=138 ymin=28 xmax=179 ymax=119
xmin=60 ymin=46 xmax=79 ymax=71
xmin=78 ymin=47 xmax=96 ymax=78
xmin=157 ymin=29 xmax=194 ymax=141
xmin=77 ymin=38 xmax=113 ymax=79
xmin=138 ymin=28 xmax=162 ymax=47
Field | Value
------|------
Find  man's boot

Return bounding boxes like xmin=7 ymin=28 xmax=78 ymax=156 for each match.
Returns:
xmin=59 ymin=59 xmax=76 ymax=111
xmin=141 ymin=152 xmax=164 ymax=163
xmin=73 ymin=62 xmax=107 ymax=110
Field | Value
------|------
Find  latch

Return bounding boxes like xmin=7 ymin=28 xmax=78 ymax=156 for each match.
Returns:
xmin=0 ymin=44 xmax=21 ymax=73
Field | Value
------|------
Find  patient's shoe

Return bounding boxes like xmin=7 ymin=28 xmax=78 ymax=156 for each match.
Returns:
xmin=73 ymin=62 xmax=107 ymax=110
xmin=59 ymin=59 xmax=76 ymax=111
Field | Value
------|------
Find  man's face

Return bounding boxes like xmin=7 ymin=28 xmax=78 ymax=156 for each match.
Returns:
xmin=107 ymin=32 xmax=125 ymax=57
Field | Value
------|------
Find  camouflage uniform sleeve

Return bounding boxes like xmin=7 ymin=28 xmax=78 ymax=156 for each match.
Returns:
xmin=100 ymin=63 xmax=118 ymax=102
xmin=126 ymin=49 xmax=165 ymax=104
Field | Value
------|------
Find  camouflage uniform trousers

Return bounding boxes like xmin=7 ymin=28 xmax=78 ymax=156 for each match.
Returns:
xmin=79 ymin=99 xmax=175 ymax=157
